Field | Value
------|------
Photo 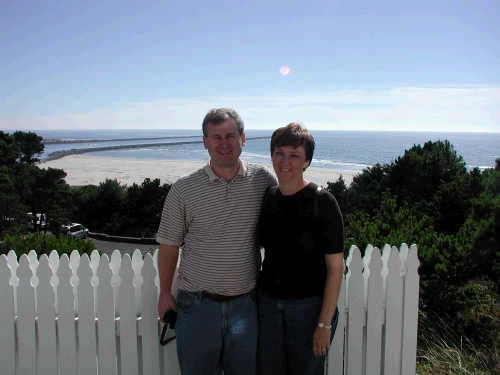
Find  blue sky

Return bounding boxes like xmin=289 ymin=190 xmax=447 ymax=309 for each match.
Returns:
xmin=1 ymin=0 xmax=499 ymax=132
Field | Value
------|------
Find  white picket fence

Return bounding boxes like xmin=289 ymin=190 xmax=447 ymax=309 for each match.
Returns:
xmin=0 ymin=243 xmax=420 ymax=375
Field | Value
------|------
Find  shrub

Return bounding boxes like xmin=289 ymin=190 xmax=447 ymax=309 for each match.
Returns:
xmin=0 ymin=233 xmax=97 ymax=257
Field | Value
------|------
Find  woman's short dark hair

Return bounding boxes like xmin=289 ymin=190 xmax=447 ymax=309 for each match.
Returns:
xmin=202 ymin=108 xmax=244 ymax=137
xmin=270 ymin=122 xmax=315 ymax=167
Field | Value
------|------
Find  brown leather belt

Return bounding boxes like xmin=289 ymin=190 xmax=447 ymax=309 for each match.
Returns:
xmin=197 ymin=291 xmax=248 ymax=302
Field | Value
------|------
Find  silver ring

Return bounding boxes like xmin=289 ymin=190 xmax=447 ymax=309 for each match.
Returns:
xmin=322 ymin=348 xmax=326 ymax=352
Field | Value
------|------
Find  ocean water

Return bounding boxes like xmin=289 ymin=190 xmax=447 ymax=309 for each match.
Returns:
xmin=34 ymin=129 xmax=500 ymax=173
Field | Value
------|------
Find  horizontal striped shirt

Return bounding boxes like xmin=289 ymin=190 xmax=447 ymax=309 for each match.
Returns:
xmin=157 ymin=160 xmax=277 ymax=295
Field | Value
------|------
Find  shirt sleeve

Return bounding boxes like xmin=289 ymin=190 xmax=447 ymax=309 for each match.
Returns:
xmin=318 ymin=191 xmax=345 ymax=254
xmin=156 ymin=183 xmax=186 ymax=245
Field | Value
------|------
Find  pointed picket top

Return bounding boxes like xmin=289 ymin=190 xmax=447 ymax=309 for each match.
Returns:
xmin=399 ymin=243 xmax=410 ymax=278
xmin=96 ymin=254 xmax=112 ymax=287
xmin=120 ymin=254 xmax=135 ymax=285
xmin=28 ymin=249 xmax=39 ymax=272
xmin=346 ymin=245 xmax=359 ymax=268
xmin=399 ymin=243 xmax=409 ymax=263
xmin=345 ymin=245 xmax=362 ymax=308
xmin=381 ymin=244 xmax=392 ymax=265
xmin=407 ymin=244 xmax=420 ymax=273
xmin=37 ymin=255 xmax=54 ymax=286
xmin=70 ymin=250 xmax=81 ymax=270
xmin=132 ymin=249 xmax=144 ymax=286
xmin=90 ymin=250 xmax=100 ymax=271
xmin=18 ymin=255 xmax=33 ymax=287
xmin=110 ymin=250 xmax=122 ymax=283
xmin=58 ymin=255 xmax=73 ymax=285
xmin=142 ymin=254 xmax=157 ymax=285
xmin=69 ymin=250 xmax=80 ymax=290
xmin=49 ymin=249 xmax=60 ymax=274
xmin=6 ymin=250 xmax=18 ymax=287
xmin=387 ymin=246 xmax=402 ymax=278
xmin=363 ymin=244 xmax=375 ymax=305
xmin=152 ymin=249 xmax=159 ymax=288
xmin=380 ymin=244 xmax=392 ymax=296
xmin=77 ymin=254 xmax=93 ymax=286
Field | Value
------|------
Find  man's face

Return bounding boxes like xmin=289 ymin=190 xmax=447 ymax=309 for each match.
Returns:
xmin=203 ymin=119 xmax=245 ymax=170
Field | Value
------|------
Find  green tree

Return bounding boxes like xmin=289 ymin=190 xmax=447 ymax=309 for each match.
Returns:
xmin=0 ymin=131 xmax=19 ymax=166
xmin=11 ymin=131 xmax=44 ymax=165
xmin=116 ymin=178 xmax=171 ymax=237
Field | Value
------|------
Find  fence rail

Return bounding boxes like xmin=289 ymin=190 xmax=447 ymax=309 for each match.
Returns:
xmin=0 ymin=244 xmax=419 ymax=375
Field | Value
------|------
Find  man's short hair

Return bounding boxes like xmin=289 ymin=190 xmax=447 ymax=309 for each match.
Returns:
xmin=270 ymin=122 xmax=315 ymax=168
xmin=202 ymin=108 xmax=245 ymax=137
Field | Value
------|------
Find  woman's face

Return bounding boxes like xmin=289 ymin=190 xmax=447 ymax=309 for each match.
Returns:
xmin=272 ymin=145 xmax=310 ymax=183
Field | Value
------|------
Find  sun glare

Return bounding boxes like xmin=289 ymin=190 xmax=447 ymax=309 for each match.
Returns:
xmin=280 ymin=66 xmax=290 ymax=76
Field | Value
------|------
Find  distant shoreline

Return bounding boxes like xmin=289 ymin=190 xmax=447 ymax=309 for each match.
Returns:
xmin=41 ymin=136 xmax=270 ymax=162
xmin=39 ymin=154 xmax=356 ymax=187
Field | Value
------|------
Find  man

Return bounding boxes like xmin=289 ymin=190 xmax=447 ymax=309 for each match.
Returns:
xmin=157 ymin=108 xmax=277 ymax=375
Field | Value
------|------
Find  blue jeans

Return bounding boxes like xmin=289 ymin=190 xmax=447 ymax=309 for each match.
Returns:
xmin=175 ymin=289 xmax=258 ymax=375
xmin=258 ymin=290 xmax=339 ymax=375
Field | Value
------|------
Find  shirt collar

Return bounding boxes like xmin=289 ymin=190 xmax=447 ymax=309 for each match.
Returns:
xmin=204 ymin=159 xmax=247 ymax=182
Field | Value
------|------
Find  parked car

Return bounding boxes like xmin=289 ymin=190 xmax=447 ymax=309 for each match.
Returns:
xmin=25 ymin=212 xmax=47 ymax=232
xmin=61 ymin=223 xmax=89 ymax=239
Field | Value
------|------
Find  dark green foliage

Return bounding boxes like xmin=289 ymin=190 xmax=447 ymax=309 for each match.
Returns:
xmin=329 ymin=140 xmax=500 ymax=353
xmin=0 ymin=131 xmax=72 ymax=237
xmin=114 ymin=178 xmax=171 ymax=237
xmin=0 ymin=131 xmax=19 ymax=166
xmin=71 ymin=178 xmax=171 ymax=237
xmin=0 ymin=233 xmax=96 ymax=257
xmin=11 ymin=131 xmax=44 ymax=165
xmin=72 ymin=179 xmax=126 ymax=233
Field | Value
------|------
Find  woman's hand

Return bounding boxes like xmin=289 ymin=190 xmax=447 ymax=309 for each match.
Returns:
xmin=313 ymin=326 xmax=331 ymax=357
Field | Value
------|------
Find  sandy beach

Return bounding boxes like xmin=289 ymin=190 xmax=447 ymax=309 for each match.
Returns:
xmin=39 ymin=155 xmax=356 ymax=187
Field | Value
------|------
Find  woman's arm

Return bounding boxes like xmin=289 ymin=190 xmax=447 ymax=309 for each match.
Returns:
xmin=312 ymin=252 xmax=344 ymax=357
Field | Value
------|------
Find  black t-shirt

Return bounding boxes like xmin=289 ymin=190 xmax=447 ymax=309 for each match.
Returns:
xmin=258 ymin=182 xmax=344 ymax=299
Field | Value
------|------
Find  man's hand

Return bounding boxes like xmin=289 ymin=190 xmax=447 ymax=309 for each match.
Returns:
xmin=158 ymin=293 xmax=177 ymax=322
xmin=157 ymin=244 xmax=180 ymax=322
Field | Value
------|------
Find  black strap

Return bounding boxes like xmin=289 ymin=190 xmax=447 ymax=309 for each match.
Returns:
xmin=314 ymin=186 xmax=322 ymax=218
xmin=160 ymin=310 xmax=177 ymax=346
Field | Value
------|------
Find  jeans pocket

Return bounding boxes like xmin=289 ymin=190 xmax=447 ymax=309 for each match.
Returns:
xmin=176 ymin=290 xmax=197 ymax=313
xmin=247 ymin=289 xmax=258 ymax=307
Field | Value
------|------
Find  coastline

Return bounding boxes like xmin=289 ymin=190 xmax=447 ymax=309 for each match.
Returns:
xmin=39 ymin=154 xmax=356 ymax=187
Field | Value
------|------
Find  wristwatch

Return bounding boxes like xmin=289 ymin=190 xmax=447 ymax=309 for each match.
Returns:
xmin=317 ymin=321 xmax=332 ymax=330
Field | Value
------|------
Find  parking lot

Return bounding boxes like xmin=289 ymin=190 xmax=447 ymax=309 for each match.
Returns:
xmin=89 ymin=238 xmax=159 ymax=256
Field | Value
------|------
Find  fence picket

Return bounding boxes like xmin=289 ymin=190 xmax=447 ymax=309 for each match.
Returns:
xmin=57 ymin=254 xmax=78 ymax=375
xmin=328 ymin=258 xmax=346 ymax=375
xmin=77 ymin=254 xmax=98 ymax=375
xmin=96 ymin=254 xmax=118 ymax=374
xmin=402 ymin=245 xmax=420 ymax=375
xmin=7 ymin=250 xmax=19 ymax=314
xmin=345 ymin=246 xmax=364 ymax=375
xmin=17 ymin=255 xmax=37 ymax=375
xmin=70 ymin=250 xmax=81 ymax=313
xmin=119 ymin=254 xmax=139 ymax=375
xmin=110 ymin=250 xmax=122 ymax=316
xmin=365 ymin=248 xmax=383 ymax=375
xmin=132 ymin=249 xmax=144 ymax=315
xmin=141 ymin=254 xmax=161 ymax=375
xmin=0 ymin=255 xmax=16 ymax=375
xmin=36 ymin=255 xmax=57 ymax=375
xmin=383 ymin=247 xmax=404 ymax=375
xmin=2 ymin=244 xmax=419 ymax=375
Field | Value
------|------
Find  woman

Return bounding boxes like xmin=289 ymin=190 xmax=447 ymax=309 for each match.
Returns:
xmin=258 ymin=123 xmax=344 ymax=375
